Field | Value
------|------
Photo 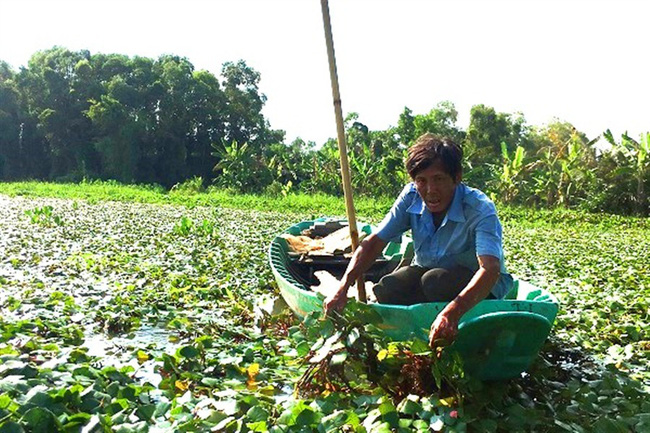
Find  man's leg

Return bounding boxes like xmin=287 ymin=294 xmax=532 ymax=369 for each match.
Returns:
xmin=420 ymin=266 xmax=475 ymax=302
xmin=373 ymin=266 xmax=428 ymax=305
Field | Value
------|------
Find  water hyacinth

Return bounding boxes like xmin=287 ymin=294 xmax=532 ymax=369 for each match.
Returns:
xmin=0 ymin=189 xmax=647 ymax=431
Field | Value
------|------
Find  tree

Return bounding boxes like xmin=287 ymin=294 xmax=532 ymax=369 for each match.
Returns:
xmin=187 ymin=70 xmax=227 ymax=185
xmin=87 ymin=93 xmax=138 ymax=183
xmin=396 ymin=101 xmax=464 ymax=146
xmin=211 ymin=140 xmax=271 ymax=192
xmin=494 ymin=142 xmax=527 ymax=204
xmin=601 ymin=130 xmax=650 ymax=215
xmin=16 ymin=47 xmax=98 ymax=180
xmin=86 ymin=55 xmax=152 ymax=183
xmin=221 ymin=60 xmax=283 ymax=151
xmin=463 ymin=104 xmax=529 ymax=187
xmin=265 ymin=138 xmax=315 ymax=193
xmin=306 ymin=138 xmax=342 ymax=196
xmin=0 ymin=62 xmax=22 ymax=179
xmin=527 ymin=121 xmax=597 ymax=207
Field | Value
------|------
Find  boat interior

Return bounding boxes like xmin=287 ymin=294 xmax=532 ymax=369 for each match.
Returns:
xmin=279 ymin=219 xmax=410 ymax=291
xmin=286 ymin=253 xmax=401 ymax=289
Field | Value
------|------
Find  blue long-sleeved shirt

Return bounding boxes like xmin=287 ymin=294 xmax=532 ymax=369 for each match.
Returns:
xmin=375 ymin=183 xmax=513 ymax=299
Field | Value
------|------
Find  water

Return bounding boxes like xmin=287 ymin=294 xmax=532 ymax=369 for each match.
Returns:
xmin=82 ymin=325 xmax=180 ymax=387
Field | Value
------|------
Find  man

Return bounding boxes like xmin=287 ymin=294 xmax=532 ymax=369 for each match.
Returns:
xmin=324 ymin=133 xmax=513 ymax=348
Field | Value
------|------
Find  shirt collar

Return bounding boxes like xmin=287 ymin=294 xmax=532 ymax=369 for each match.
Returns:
xmin=406 ymin=184 xmax=426 ymax=215
xmin=406 ymin=183 xmax=466 ymax=223
xmin=446 ymin=184 xmax=466 ymax=223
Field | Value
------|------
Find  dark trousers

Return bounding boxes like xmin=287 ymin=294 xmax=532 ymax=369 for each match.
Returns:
xmin=373 ymin=265 xmax=475 ymax=305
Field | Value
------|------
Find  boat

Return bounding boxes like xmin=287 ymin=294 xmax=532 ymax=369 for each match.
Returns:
xmin=269 ymin=219 xmax=559 ymax=380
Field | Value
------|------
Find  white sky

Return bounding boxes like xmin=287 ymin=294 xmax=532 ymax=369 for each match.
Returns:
xmin=1 ymin=0 xmax=648 ymax=145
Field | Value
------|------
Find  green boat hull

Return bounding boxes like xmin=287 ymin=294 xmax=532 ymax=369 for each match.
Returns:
xmin=269 ymin=220 xmax=559 ymax=380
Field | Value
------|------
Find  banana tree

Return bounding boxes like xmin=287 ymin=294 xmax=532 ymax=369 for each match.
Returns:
xmin=529 ymin=127 xmax=597 ymax=208
xmin=211 ymin=140 xmax=271 ymax=192
xmin=306 ymin=141 xmax=342 ymax=196
xmin=497 ymin=141 xmax=526 ymax=203
xmin=348 ymin=141 xmax=379 ymax=195
xmin=603 ymin=130 xmax=650 ymax=215
xmin=556 ymin=137 xmax=596 ymax=207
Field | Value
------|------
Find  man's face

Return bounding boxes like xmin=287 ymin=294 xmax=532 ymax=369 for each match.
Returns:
xmin=413 ymin=160 xmax=461 ymax=217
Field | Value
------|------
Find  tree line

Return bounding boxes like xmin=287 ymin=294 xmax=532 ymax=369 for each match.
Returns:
xmin=0 ymin=47 xmax=648 ymax=215
xmin=0 ymin=47 xmax=283 ymax=188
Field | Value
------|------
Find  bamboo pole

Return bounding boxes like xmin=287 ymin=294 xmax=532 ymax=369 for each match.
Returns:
xmin=320 ymin=0 xmax=366 ymax=303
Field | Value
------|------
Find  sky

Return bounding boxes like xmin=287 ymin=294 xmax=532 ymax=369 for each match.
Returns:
xmin=1 ymin=0 xmax=648 ymax=146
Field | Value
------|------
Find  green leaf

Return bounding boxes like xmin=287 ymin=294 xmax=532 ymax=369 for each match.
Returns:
xmin=200 ymin=377 xmax=220 ymax=387
xmin=295 ymin=408 xmax=318 ymax=426
xmin=105 ymin=382 xmax=119 ymax=398
xmin=154 ymin=402 xmax=171 ymax=418
xmin=295 ymin=341 xmax=311 ymax=357
xmin=64 ymin=412 xmax=91 ymax=424
xmin=21 ymin=407 xmax=59 ymax=433
xmin=377 ymin=400 xmax=399 ymax=428
xmin=0 ymin=421 xmax=25 ymax=433
xmin=236 ymin=395 xmax=260 ymax=414
xmin=72 ymin=366 xmax=97 ymax=379
xmin=23 ymin=390 xmax=54 ymax=412
xmin=246 ymin=406 xmax=269 ymax=423
xmin=513 ymin=146 xmax=525 ymax=170
xmin=370 ymin=422 xmax=394 ymax=433
xmin=117 ymin=386 xmax=136 ymax=402
xmin=554 ymin=420 xmax=574 ymax=431
xmin=278 ymin=402 xmax=319 ymax=427
xmin=397 ymin=396 xmax=422 ymax=415
xmin=592 ymin=417 xmax=630 ymax=433
xmin=246 ymin=421 xmax=268 ymax=432
xmin=500 ymin=141 xmax=509 ymax=161
xmin=409 ymin=339 xmax=431 ymax=355
xmin=412 ymin=419 xmax=429 ymax=431
xmin=179 ymin=345 xmax=200 ymax=359
xmin=0 ymin=395 xmax=13 ymax=410
xmin=135 ymin=405 xmax=155 ymax=421
xmin=320 ymin=410 xmax=349 ymax=429
xmin=78 ymin=396 xmax=101 ymax=413
xmin=61 ymin=412 xmax=92 ymax=431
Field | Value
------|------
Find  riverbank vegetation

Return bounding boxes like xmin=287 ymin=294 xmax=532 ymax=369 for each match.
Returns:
xmin=1 ymin=48 xmax=648 ymax=216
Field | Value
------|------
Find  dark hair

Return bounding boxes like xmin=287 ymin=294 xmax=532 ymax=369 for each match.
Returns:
xmin=405 ymin=133 xmax=463 ymax=179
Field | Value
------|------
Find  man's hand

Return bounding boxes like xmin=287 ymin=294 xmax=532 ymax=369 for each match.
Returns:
xmin=323 ymin=234 xmax=386 ymax=316
xmin=428 ymin=255 xmax=500 ymax=349
xmin=323 ymin=285 xmax=349 ymax=314
xmin=428 ymin=310 xmax=459 ymax=349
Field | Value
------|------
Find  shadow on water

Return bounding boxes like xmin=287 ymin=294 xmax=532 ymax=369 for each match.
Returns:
xmin=527 ymin=336 xmax=649 ymax=391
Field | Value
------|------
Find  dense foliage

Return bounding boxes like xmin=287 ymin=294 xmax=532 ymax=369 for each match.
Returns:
xmin=1 ymin=48 xmax=648 ymax=215
xmin=0 ymin=187 xmax=648 ymax=432
xmin=0 ymin=48 xmax=283 ymax=188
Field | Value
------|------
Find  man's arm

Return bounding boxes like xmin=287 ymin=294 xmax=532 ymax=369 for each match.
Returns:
xmin=324 ymin=233 xmax=387 ymax=313
xmin=428 ymin=254 xmax=500 ymax=347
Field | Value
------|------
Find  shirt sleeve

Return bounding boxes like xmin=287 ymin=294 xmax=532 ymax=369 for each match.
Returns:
xmin=475 ymin=213 xmax=503 ymax=260
xmin=375 ymin=184 xmax=413 ymax=243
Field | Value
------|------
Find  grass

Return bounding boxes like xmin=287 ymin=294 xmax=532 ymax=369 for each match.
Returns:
xmin=3 ymin=179 xmax=649 ymax=228
xmin=0 ymin=180 xmax=394 ymax=220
